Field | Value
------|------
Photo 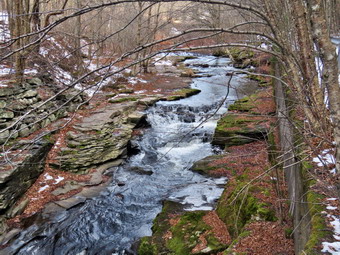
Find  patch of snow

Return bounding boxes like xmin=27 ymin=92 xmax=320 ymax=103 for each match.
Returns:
xmin=154 ymin=59 xmax=173 ymax=66
xmin=54 ymin=176 xmax=64 ymax=184
xmin=0 ymin=12 xmax=9 ymax=23
xmin=0 ymin=66 xmax=15 ymax=75
xmin=84 ymin=60 xmax=98 ymax=72
xmin=327 ymin=206 xmax=338 ymax=210
xmin=128 ymin=77 xmax=147 ymax=84
xmin=322 ymin=242 xmax=340 ymax=254
xmin=39 ymin=47 xmax=49 ymax=57
xmin=260 ymin=43 xmax=269 ymax=50
xmin=170 ymin=27 xmax=181 ymax=36
xmin=48 ymin=37 xmax=63 ymax=49
xmin=313 ymin=149 xmax=336 ymax=171
xmin=38 ymin=185 xmax=50 ymax=193
xmin=44 ymin=173 xmax=54 ymax=180
xmin=53 ymin=66 xmax=73 ymax=86
xmin=322 ymin=198 xmax=340 ymax=254
xmin=25 ymin=69 xmax=38 ymax=75
xmin=0 ymin=65 xmax=37 ymax=76
xmin=135 ymin=90 xmax=147 ymax=94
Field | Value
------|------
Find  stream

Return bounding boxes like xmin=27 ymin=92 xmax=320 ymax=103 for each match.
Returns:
xmin=5 ymin=55 xmax=253 ymax=255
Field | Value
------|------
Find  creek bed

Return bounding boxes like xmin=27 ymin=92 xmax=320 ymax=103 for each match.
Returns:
xmin=5 ymin=55 xmax=255 ymax=255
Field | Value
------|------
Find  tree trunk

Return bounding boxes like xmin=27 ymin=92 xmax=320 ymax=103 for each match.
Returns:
xmin=13 ymin=0 xmax=25 ymax=82
xmin=309 ymin=0 xmax=340 ymax=173
xmin=289 ymin=0 xmax=329 ymax=132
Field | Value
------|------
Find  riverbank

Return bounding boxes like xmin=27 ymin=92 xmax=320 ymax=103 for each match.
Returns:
xmin=138 ymin=84 xmax=295 ymax=254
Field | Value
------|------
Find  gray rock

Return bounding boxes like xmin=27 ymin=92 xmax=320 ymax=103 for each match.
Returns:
xmin=6 ymin=199 xmax=29 ymax=218
xmin=0 ymin=141 xmax=53 ymax=211
xmin=18 ymin=124 xmax=30 ymax=137
xmin=52 ymin=181 xmax=82 ymax=196
xmin=27 ymin=78 xmax=43 ymax=86
xmin=138 ymin=97 xmax=159 ymax=106
xmin=0 ymin=88 xmax=16 ymax=97
xmin=18 ymin=89 xmax=38 ymax=99
xmin=87 ymin=173 xmax=103 ymax=186
xmin=127 ymin=112 xmax=146 ymax=125
xmin=0 ymin=228 xmax=21 ymax=246
xmin=48 ymin=114 xmax=56 ymax=122
xmin=41 ymin=203 xmax=64 ymax=219
xmin=0 ymin=101 xmax=6 ymax=109
xmin=0 ymin=130 xmax=9 ymax=144
xmin=128 ymin=166 xmax=153 ymax=175
xmin=0 ymin=110 xmax=14 ymax=120
xmin=41 ymin=118 xmax=51 ymax=128
xmin=54 ymin=197 xmax=86 ymax=209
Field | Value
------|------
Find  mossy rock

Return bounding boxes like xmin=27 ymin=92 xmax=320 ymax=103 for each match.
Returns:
xmin=138 ymin=236 xmax=158 ymax=255
xmin=216 ymin=180 xmax=276 ymax=238
xmin=228 ymin=89 xmax=275 ymax=115
xmin=108 ymin=97 xmax=138 ymax=103
xmin=227 ymin=47 xmax=256 ymax=68
xmin=245 ymin=74 xmax=269 ymax=87
xmin=301 ymin=191 xmax=329 ymax=254
xmin=212 ymin=114 xmax=269 ymax=147
xmin=166 ymin=88 xmax=201 ymax=101
xmin=190 ymin=154 xmax=228 ymax=177
xmin=228 ymin=96 xmax=255 ymax=112
xmin=139 ymin=201 xmax=229 ymax=255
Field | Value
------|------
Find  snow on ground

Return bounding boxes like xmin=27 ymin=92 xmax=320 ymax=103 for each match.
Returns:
xmin=128 ymin=77 xmax=147 ymax=84
xmin=44 ymin=173 xmax=54 ymax=181
xmin=134 ymin=90 xmax=147 ymax=94
xmin=313 ymin=148 xmax=336 ymax=174
xmin=0 ymin=64 xmax=38 ymax=78
xmin=54 ymin=176 xmax=64 ymax=184
xmin=38 ymin=185 xmax=50 ymax=193
xmin=322 ymin=198 xmax=340 ymax=254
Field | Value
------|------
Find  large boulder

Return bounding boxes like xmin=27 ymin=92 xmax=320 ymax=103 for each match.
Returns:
xmin=0 ymin=140 xmax=53 ymax=214
xmin=51 ymin=101 xmax=141 ymax=172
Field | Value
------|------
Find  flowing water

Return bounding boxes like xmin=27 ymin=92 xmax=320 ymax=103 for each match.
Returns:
xmin=5 ymin=55 xmax=253 ymax=255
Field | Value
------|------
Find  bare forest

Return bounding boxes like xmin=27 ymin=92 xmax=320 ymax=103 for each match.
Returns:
xmin=0 ymin=0 xmax=339 ymax=254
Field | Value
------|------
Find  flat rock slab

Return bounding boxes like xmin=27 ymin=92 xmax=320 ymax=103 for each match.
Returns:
xmin=74 ymin=102 xmax=137 ymax=132
xmin=54 ymin=196 xmax=86 ymax=209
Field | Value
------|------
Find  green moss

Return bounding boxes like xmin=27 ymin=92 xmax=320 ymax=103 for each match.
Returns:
xmin=141 ymin=201 xmax=229 ymax=254
xmin=213 ymin=114 xmax=268 ymax=147
xmin=105 ymin=93 xmax=117 ymax=98
xmin=167 ymin=88 xmax=201 ymax=101
xmin=284 ymin=228 xmax=293 ymax=239
xmin=297 ymin=154 xmax=331 ymax=254
xmin=109 ymin=97 xmax=138 ymax=103
xmin=216 ymin=182 xmax=276 ymax=238
xmin=43 ymin=134 xmax=55 ymax=143
xmin=167 ymin=211 xmax=209 ymax=254
xmin=190 ymin=155 xmax=229 ymax=176
xmin=228 ymin=97 xmax=254 ymax=112
xmin=216 ymin=114 xmax=254 ymax=130
xmin=301 ymin=191 xmax=330 ymax=254
xmin=138 ymin=237 xmax=157 ymax=255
